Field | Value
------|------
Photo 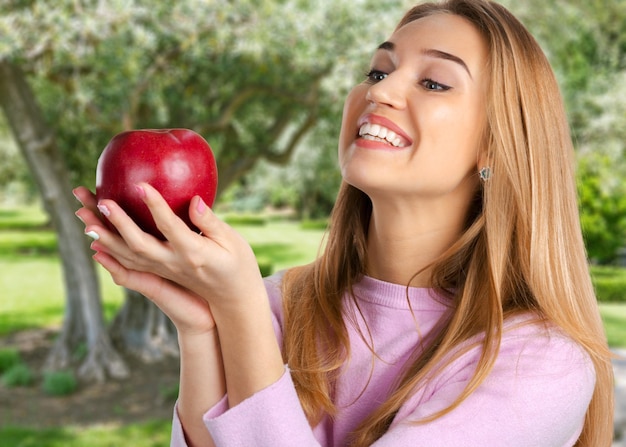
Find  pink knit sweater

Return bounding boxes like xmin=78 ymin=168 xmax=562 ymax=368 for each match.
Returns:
xmin=171 ymin=273 xmax=595 ymax=446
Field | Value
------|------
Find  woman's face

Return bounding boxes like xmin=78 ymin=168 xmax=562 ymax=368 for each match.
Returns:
xmin=338 ymin=13 xmax=489 ymax=204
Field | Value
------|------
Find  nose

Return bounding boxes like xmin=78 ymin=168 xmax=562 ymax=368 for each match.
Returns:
xmin=365 ymin=73 xmax=407 ymax=109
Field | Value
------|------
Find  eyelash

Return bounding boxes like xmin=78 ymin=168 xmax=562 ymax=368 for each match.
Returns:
xmin=364 ymin=69 xmax=451 ymax=91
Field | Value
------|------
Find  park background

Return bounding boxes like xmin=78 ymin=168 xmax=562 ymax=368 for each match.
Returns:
xmin=1 ymin=0 xmax=625 ymax=445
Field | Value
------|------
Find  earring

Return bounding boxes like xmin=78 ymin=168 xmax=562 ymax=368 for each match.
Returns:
xmin=479 ymin=166 xmax=491 ymax=181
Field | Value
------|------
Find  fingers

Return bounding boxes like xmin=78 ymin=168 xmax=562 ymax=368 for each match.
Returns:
xmin=135 ymin=183 xmax=201 ymax=247
xmin=86 ymin=198 xmax=170 ymax=271
xmin=93 ymin=251 xmax=216 ymax=332
xmin=73 ymin=186 xmax=97 ymax=210
xmin=74 ymin=187 xmax=105 ymax=228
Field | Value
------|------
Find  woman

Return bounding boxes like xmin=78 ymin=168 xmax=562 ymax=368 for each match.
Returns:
xmin=74 ymin=0 xmax=614 ymax=445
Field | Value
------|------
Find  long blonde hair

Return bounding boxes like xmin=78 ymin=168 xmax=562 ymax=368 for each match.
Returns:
xmin=282 ymin=1 xmax=614 ymax=445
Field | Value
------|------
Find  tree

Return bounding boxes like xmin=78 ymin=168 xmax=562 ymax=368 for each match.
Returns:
xmin=0 ymin=61 xmax=128 ymax=381
xmin=0 ymin=0 xmax=402 ymax=370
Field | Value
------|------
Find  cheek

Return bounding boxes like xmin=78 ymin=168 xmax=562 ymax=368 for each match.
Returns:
xmin=425 ymin=100 xmax=486 ymax=165
xmin=338 ymin=85 xmax=368 ymax=151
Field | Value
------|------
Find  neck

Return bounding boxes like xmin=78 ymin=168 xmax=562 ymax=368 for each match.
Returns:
xmin=365 ymin=196 xmax=472 ymax=287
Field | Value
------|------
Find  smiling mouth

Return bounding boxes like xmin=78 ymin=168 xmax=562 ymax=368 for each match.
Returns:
xmin=358 ymin=123 xmax=409 ymax=148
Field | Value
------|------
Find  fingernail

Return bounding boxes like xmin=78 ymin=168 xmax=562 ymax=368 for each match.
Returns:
xmin=75 ymin=212 xmax=84 ymax=224
xmin=72 ymin=188 xmax=79 ymax=201
xmin=85 ymin=230 xmax=100 ymax=241
xmin=196 ymin=197 xmax=207 ymax=215
xmin=134 ymin=184 xmax=146 ymax=199
xmin=97 ymin=204 xmax=111 ymax=217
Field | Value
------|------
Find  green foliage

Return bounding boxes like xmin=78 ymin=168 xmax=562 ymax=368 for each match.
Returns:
xmin=578 ymin=153 xmax=626 ymax=264
xmin=42 ymin=370 xmax=78 ymax=396
xmin=2 ymin=363 xmax=35 ymax=387
xmin=0 ymin=0 xmax=399 ymax=197
xmin=0 ymin=347 xmax=21 ymax=373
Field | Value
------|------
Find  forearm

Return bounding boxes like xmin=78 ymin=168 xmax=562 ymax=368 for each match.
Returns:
xmin=177 ymin=330 xmax=225 ymax=447
xmin=213 ymin=293 xmax=285 ymax=409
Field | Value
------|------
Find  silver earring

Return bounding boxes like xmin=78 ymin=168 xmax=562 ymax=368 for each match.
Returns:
xmin=479 ymin=166 xmax=491 ymax=181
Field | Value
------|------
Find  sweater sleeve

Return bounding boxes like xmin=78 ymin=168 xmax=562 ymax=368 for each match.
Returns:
xmin=203 ymin=367 xmax=321 ymax=447
xmin=197 ymin=325 xmax=595 ymax=447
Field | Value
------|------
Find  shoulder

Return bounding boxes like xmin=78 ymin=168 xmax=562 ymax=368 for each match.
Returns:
xmin=440 ymin=314 xmax=595 ymax=424
xmin=395 ymin=315 xmax=595 ymax=444
xmin=497 ymin=314 xmax=595 ymax=381
xmin=438 ymin=314 xmax=596 ymax=391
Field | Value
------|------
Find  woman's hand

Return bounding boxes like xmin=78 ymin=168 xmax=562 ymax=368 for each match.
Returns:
xmin=73 ymin=186 xmax=216 ymax=335
xmin=73 ymin=183 xmax=266 ymax=327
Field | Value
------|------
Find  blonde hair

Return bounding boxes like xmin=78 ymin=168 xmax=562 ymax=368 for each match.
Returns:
xmin=282 ymin=0 xmax=614 ymax=445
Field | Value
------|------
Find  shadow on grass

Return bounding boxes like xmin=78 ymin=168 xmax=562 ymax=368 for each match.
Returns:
xmin=0 ymin=426 xmax=75 ymax=447
xmin=0 ymin=307 xmax=64 ymax=337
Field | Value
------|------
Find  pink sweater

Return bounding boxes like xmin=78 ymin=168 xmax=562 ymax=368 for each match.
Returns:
xmin=171 ymin=273 xmax=595 ymax=446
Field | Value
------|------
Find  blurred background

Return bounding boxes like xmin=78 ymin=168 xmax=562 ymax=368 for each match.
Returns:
xmin=0 ymin=0 xmax=625 ymax=445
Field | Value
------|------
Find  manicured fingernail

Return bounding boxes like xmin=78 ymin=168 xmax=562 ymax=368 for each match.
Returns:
xmin=196 ymin=197 xmax=207 ymax=215
xmin=134 ymin=184 xmax=146 ymax=199
xmin=97 ymin=204 xmax=111 ymax=217
xmin=85 ymin=230 xmax=100 ymax=241
xmin=75 ymin=212 xmax=84 ymax=224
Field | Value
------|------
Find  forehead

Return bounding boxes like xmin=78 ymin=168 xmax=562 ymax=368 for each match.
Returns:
xmin=387 ymin=13 xmax=488 ymax=71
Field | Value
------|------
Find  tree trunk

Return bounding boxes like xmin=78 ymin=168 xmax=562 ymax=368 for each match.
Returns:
xmin=110 ymin=289 xmax=179 ymax=362
xmin=0 ymin=61 xmax=128 ymax=382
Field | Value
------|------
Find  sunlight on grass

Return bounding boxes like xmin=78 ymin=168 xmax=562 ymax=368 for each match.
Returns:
xmin=234 ymin=220 xmax=325 ymax=272
xmin=0 ymin=204 xmax=48 ymax=230
xmin=0 ymin=257 xmax=124 ymax=336
xmin=0 ymin=420 xmax=171 ymax=447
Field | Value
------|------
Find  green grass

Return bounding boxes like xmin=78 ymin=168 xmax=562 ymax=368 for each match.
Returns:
xmin=1 ymin=204 xmax=625 ymax=345
xmin=598 ymin=302 xmax=626 ymax=348
xmin=0 ymin=208 xmax=325 ymax=336
xmin=0 ymin=420 xmax=171 ymax=447
xmin=0 ymin=205 xmax=49 ymax=231
xmin=0 ymin=205 xmax=625 ymax=444
xmin=0 ymin=257 xmax=124 ymax=336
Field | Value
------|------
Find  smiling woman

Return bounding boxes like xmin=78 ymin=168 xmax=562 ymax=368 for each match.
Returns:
xmin=73 ymin=0 xmax=613 ymax=446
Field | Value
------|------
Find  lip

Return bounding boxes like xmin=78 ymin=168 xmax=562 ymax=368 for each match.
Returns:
xmin=356 ymin=113 xmax=413 ymax=148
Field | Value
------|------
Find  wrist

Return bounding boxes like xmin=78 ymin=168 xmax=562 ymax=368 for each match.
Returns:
xmin=177 ymin=326 xmax=220 ymax=351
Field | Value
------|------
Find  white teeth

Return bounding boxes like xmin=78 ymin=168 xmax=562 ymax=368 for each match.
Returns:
xmin=358 ymin=123 xmax=405 ymax=147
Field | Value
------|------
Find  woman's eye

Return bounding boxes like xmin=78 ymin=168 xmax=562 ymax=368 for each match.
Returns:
xmin=365 ymin=70 xmax=388 ymax=83
xmin=421 ymin=78 xmax=451 ymax=91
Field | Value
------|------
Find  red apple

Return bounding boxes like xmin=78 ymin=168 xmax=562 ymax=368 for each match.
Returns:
xmin=95 ymin=128 xmax=218 ymax=239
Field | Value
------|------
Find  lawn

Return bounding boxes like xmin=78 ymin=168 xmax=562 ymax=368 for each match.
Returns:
xmin=0 ymin=205 xmax=326 ymax=335
xmin=1 ymin=204 xmax=625 ymax=445
xmin=0 ymin=421 xmax=171 ymax=447
xmin=1 ymin=204 xmax=625 ymax=344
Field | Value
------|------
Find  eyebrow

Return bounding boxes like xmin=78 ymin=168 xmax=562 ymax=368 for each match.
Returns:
xmin=377 ymin=41 xmax=473 ymax=79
